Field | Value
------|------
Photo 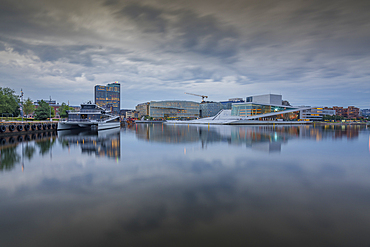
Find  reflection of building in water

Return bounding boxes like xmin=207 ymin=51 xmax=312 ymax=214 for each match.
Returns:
xmin=135 ymin=124 xmax=296 ymax=153
xmin=134 ymin=124 xmax=366 ymax=153
xmin=135 ymin=124 xmax=201 ymax=143
xmin=58 ymin=129 xmax=120 ymax=159
xmin=299 ymin=124 xmax=361 ymax=140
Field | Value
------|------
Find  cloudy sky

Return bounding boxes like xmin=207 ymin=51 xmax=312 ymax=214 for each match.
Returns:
xmin=0 ymin=0 xmax=369 ymax=108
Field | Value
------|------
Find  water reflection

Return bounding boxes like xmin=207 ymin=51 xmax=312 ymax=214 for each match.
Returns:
xmin=0 ymin=128 xmax=120 ymax=172
xmin=58 ymin=128 xmax=120 ymax=159
xmin=0 ymin=132 xmax=57 ymax=171
xmin=0 ymin=125 xmax=369 ymax=247
xmin=0 ymin=146 xmax=20 ymax=171
xmin=134 ymin=124 xmax=364 ymax=152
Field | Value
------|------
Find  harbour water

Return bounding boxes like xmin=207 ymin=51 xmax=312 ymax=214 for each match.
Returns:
xmin=1 ymin=124 xmax=370 ymax=247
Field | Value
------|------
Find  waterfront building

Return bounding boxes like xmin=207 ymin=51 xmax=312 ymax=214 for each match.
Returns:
xmin=246 ymin=94 xmax=283 ymax=105
xmin=361 ymin=109 xmax=370 ymax=117
xmin=231 ymin=102 xmax=302 ymax=121
xmin=200 ymin=102 xmax=224 ymax=118
xmin=332 ymin=106 xmax=360 ymax=119
xmin=347 ymin=106 xmax=360 ymax=119
xmin=332 ymin=106 xmax=344 ymax=116
xmin=120 ymin=109 xmax=131 ymax=117
xmin=126 ymin=110 xmax=139 ymax=119
xmin=228 ymin=94 xmax=331 ymax=121
xmin=149 ymin=101 xmax=200 ymax=119
xmin=220 ymin=98 xmax=245 ymax=109
xmin=135 ymin=102 xmax=150 ymax=118
xmin=299 ymin=108 xmax=335 ymax=121
xmin=94 ymin=82 xmax=120 ymax=115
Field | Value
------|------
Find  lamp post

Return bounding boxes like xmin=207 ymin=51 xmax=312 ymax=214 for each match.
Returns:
xmin=20 ymin=89 xmax=24 ymax=122
xmin=49 ymin=96 xmax=52 ymax=122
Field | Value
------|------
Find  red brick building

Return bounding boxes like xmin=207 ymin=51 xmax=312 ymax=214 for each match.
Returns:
xmin=331 ymin=106 xmax=360 ymax=119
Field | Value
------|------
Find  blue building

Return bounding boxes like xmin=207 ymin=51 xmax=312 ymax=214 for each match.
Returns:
xmin=94 ymin=82 xmax=120 ymax=115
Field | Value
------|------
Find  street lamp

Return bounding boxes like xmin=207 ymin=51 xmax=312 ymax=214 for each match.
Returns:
xmin=49 ymin=96 xmax=52 ymax=122
xmin=20 ymin=89 xmax=24 ymax=122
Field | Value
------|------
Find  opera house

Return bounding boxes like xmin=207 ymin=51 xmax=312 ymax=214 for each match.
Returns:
xmin=166 ymin=94 xmax=335 ymax=125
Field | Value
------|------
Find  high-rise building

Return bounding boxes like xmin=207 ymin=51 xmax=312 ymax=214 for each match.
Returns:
xmin=94 ymin=82 xmax=120 ymax=114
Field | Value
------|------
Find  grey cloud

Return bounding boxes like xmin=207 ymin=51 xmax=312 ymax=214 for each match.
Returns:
xmin=84 ymin=74 xmax=95 ymax=81
xmin=2 ymin=37 xmax=95 ymax=66
xmin=0 ymin=41 xmax=5 ymax=51
xmin=111 ymin=2 xmax=240 ymax=59
xmin=115 ymin=3 xmax=168 ymax=33
xmin=0 ymin=0 xmax=369 ymax=107
xmin=103 ymin=0 xmax=119 ymax=6
xmin=174 ymin=11 xmax=239 ymax=59
xmin=0 ymin=0 xmax=63 ymax=38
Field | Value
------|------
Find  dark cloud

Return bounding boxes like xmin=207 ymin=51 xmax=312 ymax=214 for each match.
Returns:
xmin=1 ymin=37 xmax=95 ymax=66
xmin=102 ymin=0 xmax=119 ymax=6
xmin=0 ymin=0 xmax=369 ymax=107
xmin=174 ymin=10 xmax=240 ymax=59
xmin=116 ymin=3 xmax=168 ymax=33
xmin=111 ymin=2 xmax=239 ymax=59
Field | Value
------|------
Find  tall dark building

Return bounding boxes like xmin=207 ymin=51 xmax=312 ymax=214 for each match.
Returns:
xmin=94 ymin=82 xmax=120 ymax=114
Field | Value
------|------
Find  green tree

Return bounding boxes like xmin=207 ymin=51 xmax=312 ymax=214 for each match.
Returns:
xmin=34 ymin=100 xmax=55 ymax=120
xmin=35 ymin=138 xmax=56 ymax=156
xmin=23 ymin=97 xmax=35 ymax=116
xmin=58 ymin=102 xmax=73 ymax=118
xmin=24 ymin=145 xmax=36 ymax=161
xmin=0 ymin=146 xmax=20 ymax=171
xmin=0 ymin=87 xmax=20 ymax=116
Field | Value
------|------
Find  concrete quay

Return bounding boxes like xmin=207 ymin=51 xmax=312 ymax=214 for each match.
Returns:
xmin=0 ymin=121 xmax=58 ymax=136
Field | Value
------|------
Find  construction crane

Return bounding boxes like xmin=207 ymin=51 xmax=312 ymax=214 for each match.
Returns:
xmin=184 ymin=92 xmax=208 ymax=102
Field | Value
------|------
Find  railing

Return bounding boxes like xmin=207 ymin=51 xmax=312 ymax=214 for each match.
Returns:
xmin=212 ymin=110 xmax=224 ymax=120
xmin=63 ymin=117 xmax=117 ymax=123
xmin=68 ymin=110 xmax=103 ymax=113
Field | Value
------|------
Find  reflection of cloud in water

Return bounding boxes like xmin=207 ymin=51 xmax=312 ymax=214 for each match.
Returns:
xmin=0 ymin=125 xmax=369 ymax=246
xmin=135 ymin=124 xmax=364 ymax=153
xmin=2 ymin=156 xmax=370 ymax=247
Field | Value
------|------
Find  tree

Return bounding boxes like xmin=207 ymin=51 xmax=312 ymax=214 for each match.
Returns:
xmin=23 ymin=97 xmax=35 ymax=117
xmin=0 ymin=146 xmax=20 ymax=171
xmin=34 ymin=100 xmax=55 ymax=120
xmin=35 ymin=138 xmax=56 ymax=156
xmin=322 ymin=114 xmax=344 ymax=121
xmin=0 ymin=87 xmax=20 ymax=116
xmin=58 ymin=102 xmax=74 ymax=118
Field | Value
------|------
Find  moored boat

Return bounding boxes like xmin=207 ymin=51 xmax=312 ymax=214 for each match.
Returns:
xmin=57 ymin=103 xmax=120 ymax=131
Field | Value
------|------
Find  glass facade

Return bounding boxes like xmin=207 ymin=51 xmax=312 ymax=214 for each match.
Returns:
xmin=231 ymin=103 xmax=300 ymax=120
xmin=200 ymin=102 xmax=223 ymax=118
xmin=94 ymin=83 xmax=120 ymax=115
xmin=149 ymin=101 xmax=200 ymax=119
xmin=232 ymin=103 xmax=296 ymax=117
xmin=220 ymin=99 xmax=245 ymax=110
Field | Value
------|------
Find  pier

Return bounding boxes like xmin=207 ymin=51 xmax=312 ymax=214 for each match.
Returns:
xmin=0 ymin=121 xmax=58 ymax=136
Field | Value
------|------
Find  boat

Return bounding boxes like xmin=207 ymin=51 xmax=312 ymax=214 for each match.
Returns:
xmin=57 ymin=102 xmax=120 ymax=131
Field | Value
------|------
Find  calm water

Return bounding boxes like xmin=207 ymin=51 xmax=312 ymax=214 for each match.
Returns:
xmin=1 ymin=124 xmax=370 ymax=247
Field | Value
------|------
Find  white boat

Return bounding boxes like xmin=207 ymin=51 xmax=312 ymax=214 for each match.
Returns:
xmin=57 ymin=103 xmax=120 ymax=131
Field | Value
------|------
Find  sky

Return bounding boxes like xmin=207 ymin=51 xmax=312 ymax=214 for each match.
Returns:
xmin=0 ymin=0 xmax=369 ymax=109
